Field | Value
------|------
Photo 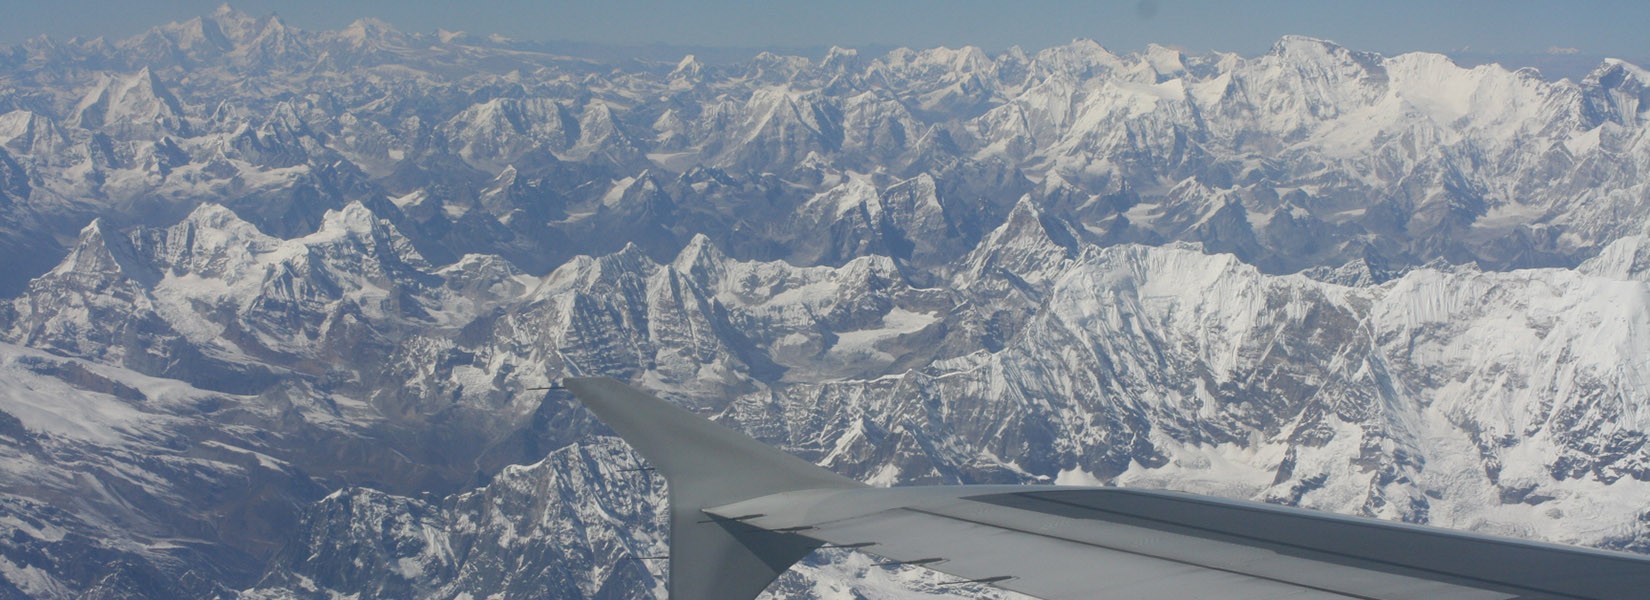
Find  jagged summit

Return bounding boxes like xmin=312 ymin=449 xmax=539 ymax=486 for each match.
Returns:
xmin=1271 ymin=33 xmax=1342 ymax=49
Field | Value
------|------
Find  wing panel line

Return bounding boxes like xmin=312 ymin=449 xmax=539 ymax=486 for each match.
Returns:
xmin=890 ymin=507 xmax=1378 ymax=600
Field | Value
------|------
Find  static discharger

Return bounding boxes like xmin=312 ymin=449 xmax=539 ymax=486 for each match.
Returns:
xmin=819 ymin=542 xmax=878 ymax=549
xmin=939 ymin=575 xmax=1015 ymax=586
xmin=695 ymin=513 xmax=765 ymax=524
xmin=875 ymin=557 xmax=946 ymax=567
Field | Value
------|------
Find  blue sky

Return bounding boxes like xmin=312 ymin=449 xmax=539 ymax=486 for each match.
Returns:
xmin=4 ymin=1 xmax=1648 ymax=60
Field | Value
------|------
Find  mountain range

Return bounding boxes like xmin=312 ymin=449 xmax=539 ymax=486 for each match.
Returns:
xmin=1 ymin=5 xmax=1649 ymax=598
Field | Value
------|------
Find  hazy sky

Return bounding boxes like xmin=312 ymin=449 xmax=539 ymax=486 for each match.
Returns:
xmin=4 ymin=1 xmax=1648 ymax=59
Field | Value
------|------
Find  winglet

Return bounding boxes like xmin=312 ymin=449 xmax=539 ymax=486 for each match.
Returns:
xmin=564 ymin=377 xmax=863 ymax=600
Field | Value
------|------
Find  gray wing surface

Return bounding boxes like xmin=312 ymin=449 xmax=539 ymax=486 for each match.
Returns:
xmin=564 ymin=377 xmax=1650 ymax=600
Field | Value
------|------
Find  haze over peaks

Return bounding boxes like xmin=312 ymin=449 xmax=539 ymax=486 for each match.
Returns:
xmin=4 ymin=1 xmax=1649 ymax=74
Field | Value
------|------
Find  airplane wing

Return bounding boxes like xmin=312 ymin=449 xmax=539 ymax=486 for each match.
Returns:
xmin=563 ymin=377 xmax=1650 ymax=600
xmin=711 ymin=486 xmax=1650 ymax=599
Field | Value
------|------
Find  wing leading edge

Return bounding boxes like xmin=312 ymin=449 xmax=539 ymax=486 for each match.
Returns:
xmin=565 ymin=377 xmax=1650 ymax=600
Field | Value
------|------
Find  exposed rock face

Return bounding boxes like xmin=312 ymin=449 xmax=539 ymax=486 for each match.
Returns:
xmin=3 ymin=7 xmax=1650 ymax=599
